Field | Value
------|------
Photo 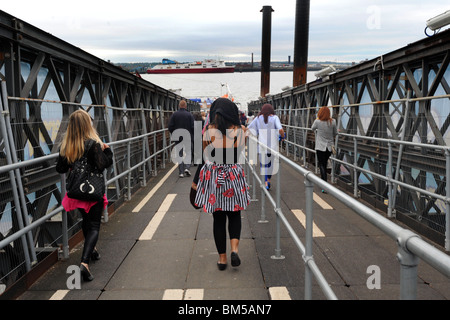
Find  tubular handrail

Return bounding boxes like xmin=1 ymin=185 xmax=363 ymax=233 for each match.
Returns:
xmin=279 ymin=123 xmax=450 ymax=250
xmin=0 ymin=129 xmax=173 ymax=253
xmin=246 ymin=134 xmax=450 ymax=300
xmin=7 ymin=96 xmax=188 ymax=112
xmin=283 ymin=124 xmax=450 ymax=152
xmin=270 ymin=92 xmax=450 ymax=112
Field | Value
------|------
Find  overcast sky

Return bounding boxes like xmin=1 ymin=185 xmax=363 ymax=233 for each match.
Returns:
xmin=2 ymin=1 xmax=449 ymax=63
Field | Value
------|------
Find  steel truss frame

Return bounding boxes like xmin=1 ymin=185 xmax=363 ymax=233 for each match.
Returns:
xmin=249 ymin=29 xmax=450 ymax=246
xmin=0 ymin=10 xmax=198 ymax=289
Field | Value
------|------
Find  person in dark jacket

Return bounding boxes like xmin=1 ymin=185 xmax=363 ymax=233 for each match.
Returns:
xmin=168 ymin=100 xmax=195 ymax=177
xmin=56 ymin=109 xmax=113 ymax=282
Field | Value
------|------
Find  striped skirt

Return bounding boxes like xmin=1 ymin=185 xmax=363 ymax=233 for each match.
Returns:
xmin=194 ymin=163 xmax=250 ymax=213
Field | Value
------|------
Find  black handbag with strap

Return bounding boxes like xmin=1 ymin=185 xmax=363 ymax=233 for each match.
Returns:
xmin=67 ymin=140 xmax=105 ymax=202
xmin=189 ymin=164 xmax=203 ymax=209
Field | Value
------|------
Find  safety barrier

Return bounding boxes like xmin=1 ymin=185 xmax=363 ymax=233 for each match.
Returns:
xmin=248 ymin=29 xmax=450 ymax=248
xmin=0 ymin=122 xmax=174 ymax=295
xmin=280 ymin=110 xmax=450 ymax=251
xmin=0 ymin=10 xmax=200 ymax=295
xmin=0 ymin=78 xmax=182 ymax=295
xmin=245 ymin=134 xmax=450 ymax=300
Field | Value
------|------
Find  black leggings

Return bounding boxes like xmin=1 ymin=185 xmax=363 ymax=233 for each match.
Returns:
xmin=80 ymin=201 xmax=103 ymax=264
xmin=316 ymin=149 xmax=331 ymax=182
xmin=212 ymin=210 xmax=241 ymax=254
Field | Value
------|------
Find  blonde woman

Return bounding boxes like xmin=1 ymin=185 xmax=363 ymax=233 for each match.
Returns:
xmin=56 ymin=110 xmax=113 ymax=281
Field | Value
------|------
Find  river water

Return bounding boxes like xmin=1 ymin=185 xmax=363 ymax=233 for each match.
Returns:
xmin=142 ymin=71 xmax=316 ymax=111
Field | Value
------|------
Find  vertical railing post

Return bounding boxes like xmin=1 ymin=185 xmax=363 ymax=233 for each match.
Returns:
xmin=140 ymin=109 xmax=148 ymax=187
xmin=104 ymin=106 xmax=121 ymax=202
xmin=247 ymin=136 xmax=259 ymax=204
xmin=387 ymin=142 xmax=393 ymax=218
xmin=445 ymin=149 xmax=450 ymax=251
xmin=259 ymin=143 xmax=267 ymax=223
xmin=271 ymin=152 xmax=284 ymax=260
xmin=153 ymin=133 xmax=157 ymax=176
xmin=303 ymin=127 xmax=307 ymax=167
xmin=159 ymin=109 xmax=165 ymax=169
xmin=397 ymin=230 xmax=419 ymax=299
xmin=304 ymin=175 xmax=314 ymax=300
xmin=353 ymin=137 xmax=358 ymax=198
xmin=60 ymin=174 xmax=69 ymax=259
xmin=314 ymin=150 xmax=318 ymax=175
xmin=331 ymin=151 xmax=335 ymax=184
xmin=260 ymin=177 xmax=267 ymax=223
xmin=127 ymin=139 xmax=131 ymax=200
xmin=102 ymin=169 xmax=109 ymax=223
xmin=252 ymin=162 xmax=258 ymax=202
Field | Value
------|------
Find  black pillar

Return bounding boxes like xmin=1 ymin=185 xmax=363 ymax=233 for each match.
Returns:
xmin=260 ymin=6 xmax=274 ymax=97
xmin=293 ymin=0 xmax=310 ymax=87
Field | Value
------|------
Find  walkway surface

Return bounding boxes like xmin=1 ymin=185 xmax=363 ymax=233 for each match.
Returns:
xmin=17 ymin=160 xmax=450 ymax=301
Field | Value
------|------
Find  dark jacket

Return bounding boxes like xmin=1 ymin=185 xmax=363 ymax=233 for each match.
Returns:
xmin=56 ymin=140 xmax=113 ymax=174
xmin=168 ymin=108 xmax=194 ymax=143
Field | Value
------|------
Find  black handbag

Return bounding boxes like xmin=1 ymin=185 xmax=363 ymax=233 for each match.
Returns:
xmin=67 ymin=140 xmax=105 ymax=202
xmin=190 ymin=186 xmax=201 ymax=209
xmin=189 ymin=165 xmax=203 ymax=209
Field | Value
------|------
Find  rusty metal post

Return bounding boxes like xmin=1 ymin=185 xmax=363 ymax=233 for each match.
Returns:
xmin=260 ymin=6 xmax=274 ymax=97
xmin=293 ymin=0 xmax=310 ymax=87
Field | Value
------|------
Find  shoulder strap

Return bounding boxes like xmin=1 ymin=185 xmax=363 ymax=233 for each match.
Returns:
xmin=81 ymin=140 xmax=95 ymax=159
xmin=86 ymin=139 xmax=95 ymax=151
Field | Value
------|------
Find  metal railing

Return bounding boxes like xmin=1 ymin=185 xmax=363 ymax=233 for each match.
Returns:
xmin=249 ymin=29 xmax=450 ymax=250
xmin=245 ymin=134 xmax=450 ymax=300
xmin=0 ymin=79 xmax=179 ymax=294
xmin=0 ymin=126 xmax=174 ymax=292
xmin=0 ymin=10 xmax=201 ymax=295
xmin=279 ymin=120 xmax=450 ymax=251
xmin=248 ymin=91 xmax=450 ymax=251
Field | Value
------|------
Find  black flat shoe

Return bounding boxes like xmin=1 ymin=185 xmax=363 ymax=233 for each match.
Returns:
xmin=91 ymin=249 xmax=101 ymax=261
xmin=80 ymin=264 xmax=94 ymax=281
xmin=231 ymin=252 xmax=241 ymax=267
xmin=217 ymin=262 xmax=227 ymax=271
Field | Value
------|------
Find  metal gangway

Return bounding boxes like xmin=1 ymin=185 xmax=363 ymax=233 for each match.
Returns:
xmin=0 ymin=10 xmax=449 ymax=299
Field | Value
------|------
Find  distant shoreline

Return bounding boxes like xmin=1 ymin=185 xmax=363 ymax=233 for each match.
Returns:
xmin=233 ymin=66 xmax=322 ymax=72
xmin=116 ymin=61 xmax=353 ymax=73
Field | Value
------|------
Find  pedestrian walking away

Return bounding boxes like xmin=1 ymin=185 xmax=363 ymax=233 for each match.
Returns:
xmin=247 ymin=104 xmax=285 ymax=190
xmin=168 ymin=100 xmax=195 ymax=178
xmin=311 ymin=106 xmax=337 ymax=193
xmin=56 ymin=109 xmax=113 ymax=282
xmin=194 ymin=98 xmax=250 ymax=271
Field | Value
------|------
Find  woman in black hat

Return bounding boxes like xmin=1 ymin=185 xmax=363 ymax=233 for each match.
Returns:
xmin=194 ymin=98 xmax=250 ymax=270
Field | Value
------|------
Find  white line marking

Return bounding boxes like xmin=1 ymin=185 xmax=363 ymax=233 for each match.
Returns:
xmin=269 ymin=287 xmax=291 ymax=300
xmin=184 ymin=289 xmax=204 ymax=300
xmin=313 ymin=192 xmax=333 ymax=210
xmin=139 ymin=194 xmax=177 ymax=240
xmin=49 ymin=290 xmax=69 ymax=300
xmin=163 ymin=289 xmax=184 ymax=300
xmin=132 ymin=164 xmax=177 ymax=212
xmin=292 ymin=209 xmax=325 ymax=237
